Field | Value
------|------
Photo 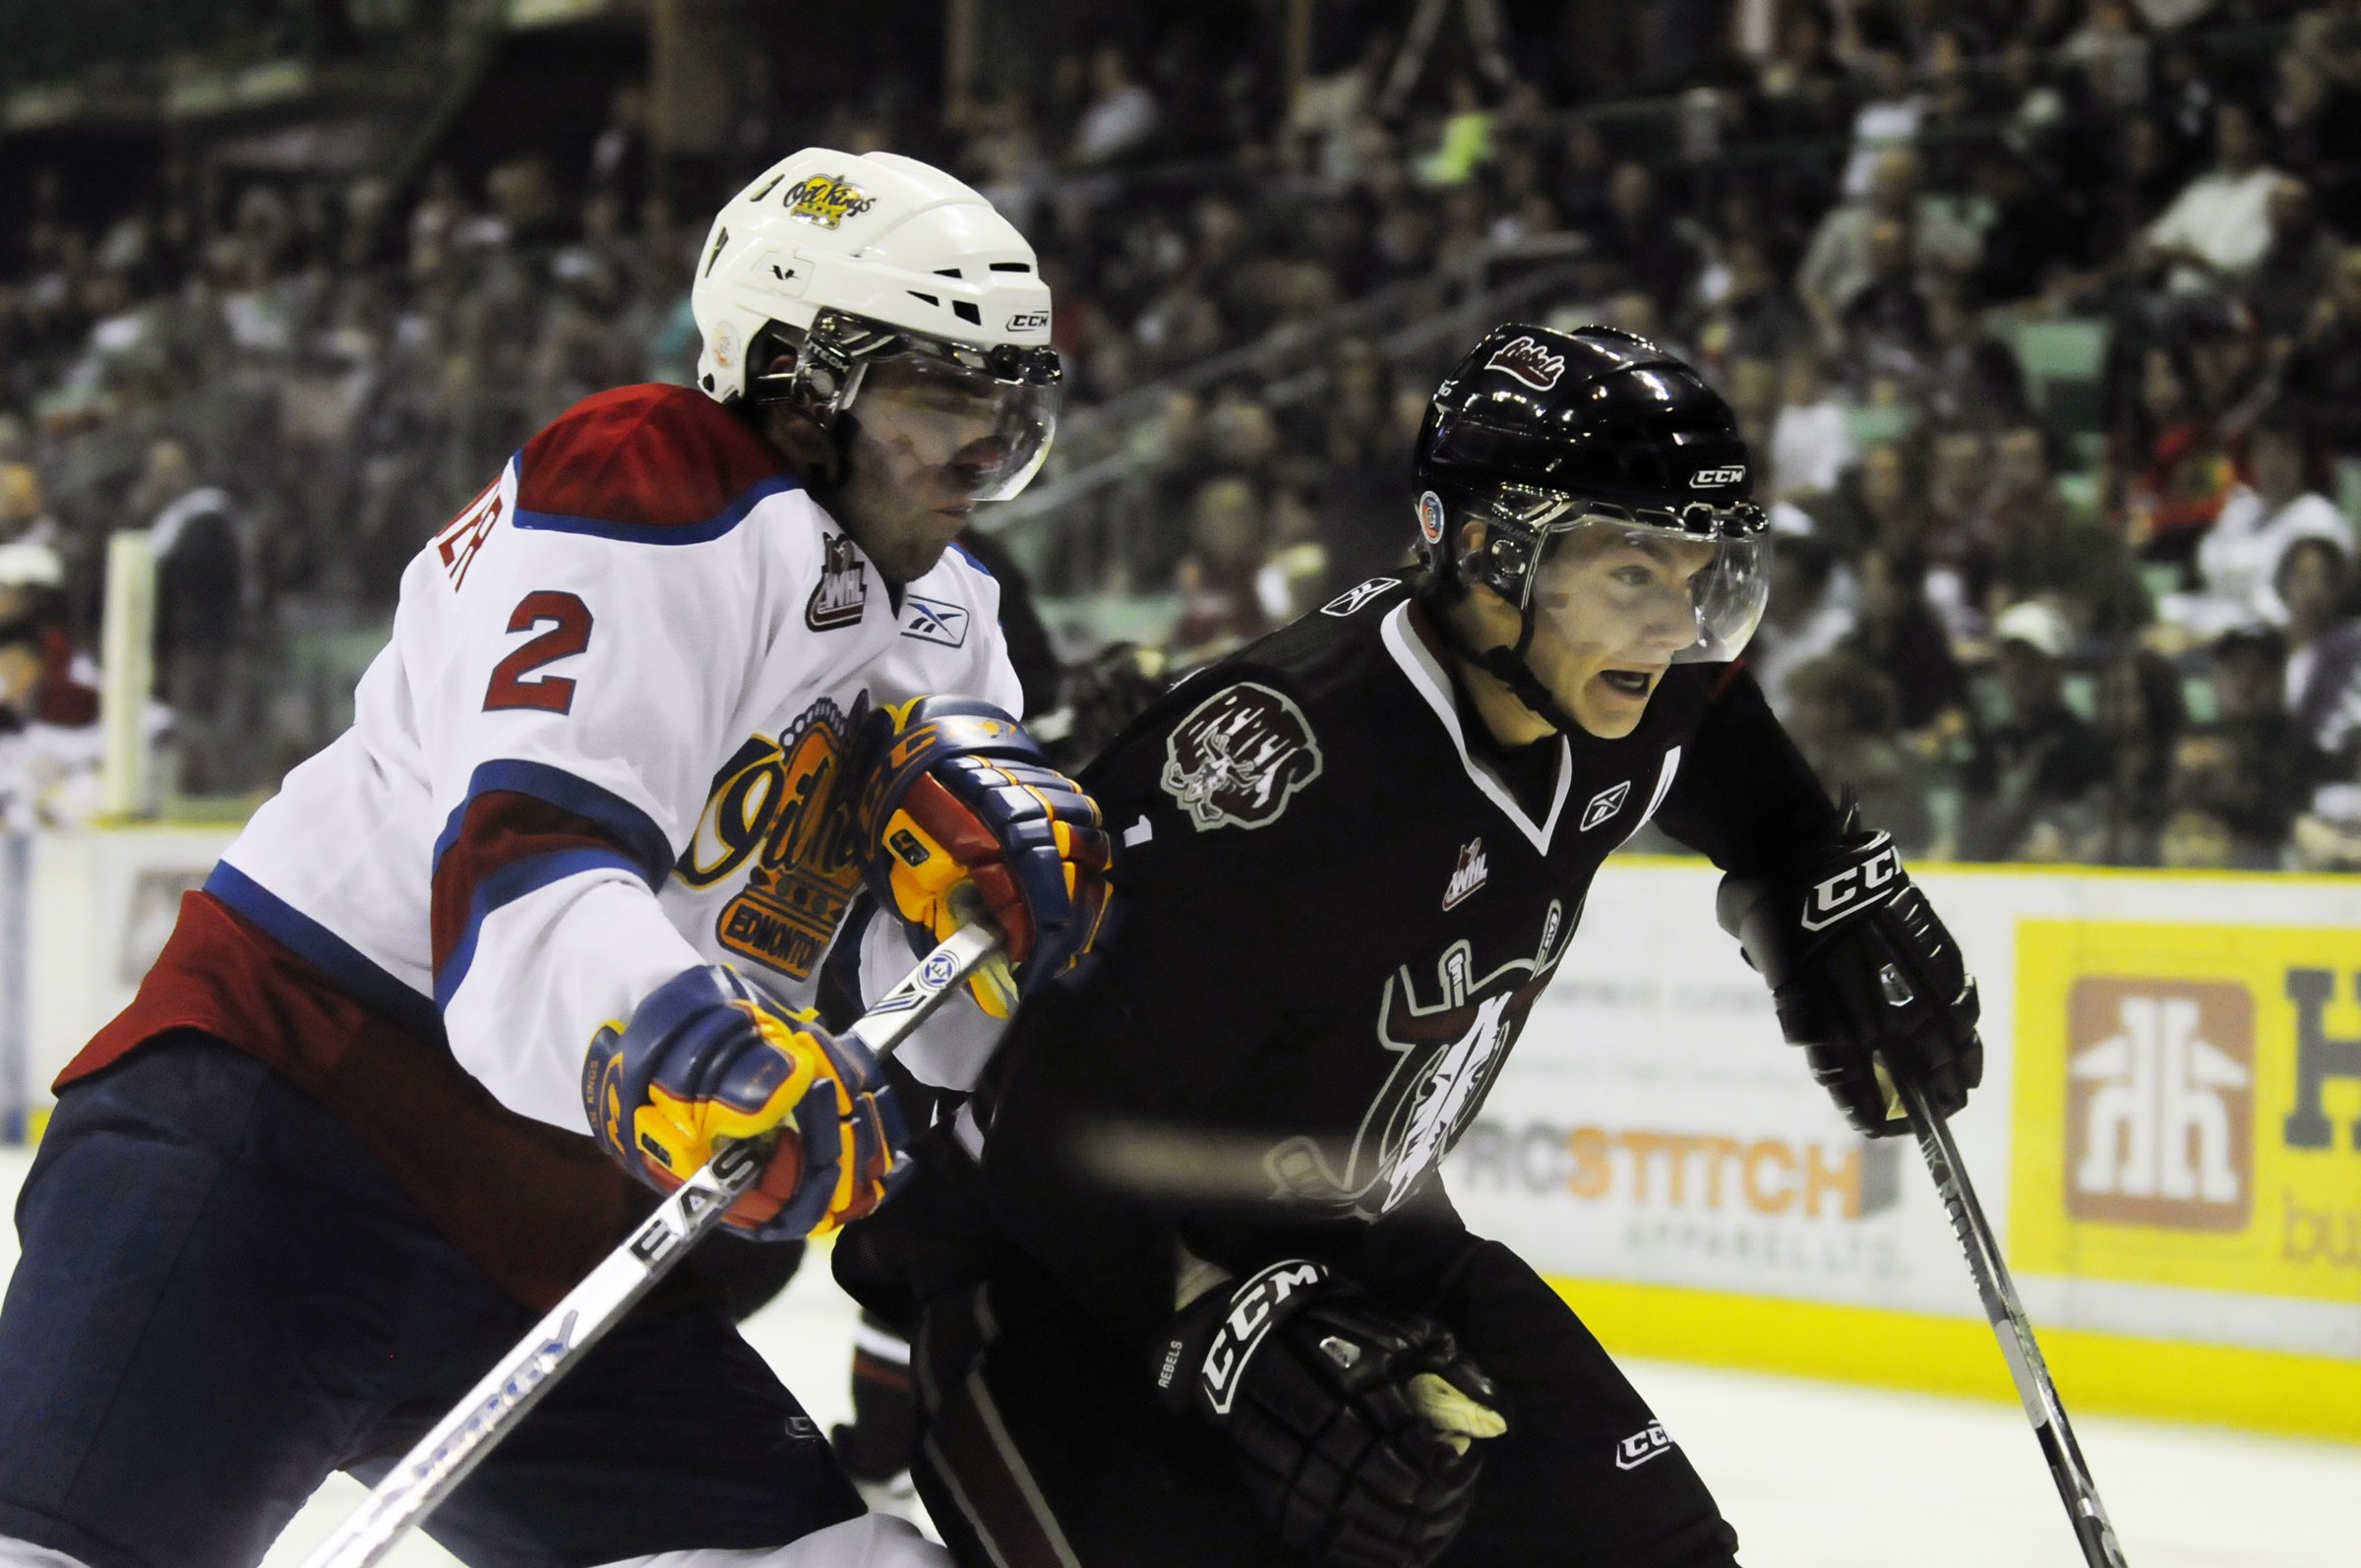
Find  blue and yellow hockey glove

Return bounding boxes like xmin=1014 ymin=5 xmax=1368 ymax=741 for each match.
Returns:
xmin=847 ymin=696 xmax=1111 ymax=1015
xmin=582 ymin=965 xmax=905 ymax=1239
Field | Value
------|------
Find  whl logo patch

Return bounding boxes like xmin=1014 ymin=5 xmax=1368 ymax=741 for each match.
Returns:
xmin=2067 ymin=979 xmax=2254 ymax=1231
xmin=1486 ymin=334 xmax=1567 ymax=391
xmin=1614 ymin=1420 xmax=1675 ymax=1471
xmin=1442 ymin=838 xmax=1487 ymax=910
xmin=806 ymin=533 xmax=869 ymax=631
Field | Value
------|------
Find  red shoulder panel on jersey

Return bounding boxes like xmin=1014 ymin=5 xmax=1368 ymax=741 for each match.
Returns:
xmin=514 ymin=384 xmax=795 ymax=534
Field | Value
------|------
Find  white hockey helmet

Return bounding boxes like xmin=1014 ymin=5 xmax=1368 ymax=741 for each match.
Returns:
xmin=692 ymin=149 xmax=1060 ymax=501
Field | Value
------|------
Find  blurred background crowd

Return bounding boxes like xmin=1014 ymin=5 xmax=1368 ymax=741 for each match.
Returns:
xmin=4 ymin=0 xmax=2361 ymax=874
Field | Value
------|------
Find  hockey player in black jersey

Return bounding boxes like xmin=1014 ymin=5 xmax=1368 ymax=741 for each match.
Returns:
xmin=839 ymin=323 xmax=1984 ymax=1568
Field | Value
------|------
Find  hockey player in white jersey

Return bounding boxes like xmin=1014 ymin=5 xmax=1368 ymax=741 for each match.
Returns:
xmin=0 ymin=150 xmax=1108 ymax=1568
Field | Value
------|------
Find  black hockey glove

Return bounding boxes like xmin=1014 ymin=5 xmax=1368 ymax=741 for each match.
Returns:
xmin=1717 ymin=825 xmax=1983 ymax=1136
xmin=1151 ymin=1260 xmax=1504 ymax=1568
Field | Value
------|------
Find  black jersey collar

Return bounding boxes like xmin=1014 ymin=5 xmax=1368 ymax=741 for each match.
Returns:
xmin=1381 ymin=600 xmax=1572 ymax=853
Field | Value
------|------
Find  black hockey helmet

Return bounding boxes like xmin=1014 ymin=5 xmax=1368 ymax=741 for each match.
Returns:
xmin=1409 ymin=324 xmax=1772 ymax=726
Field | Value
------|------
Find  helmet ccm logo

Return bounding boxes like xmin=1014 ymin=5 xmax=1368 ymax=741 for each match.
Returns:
xmin=1485 ymin=334 xmax=1567 ymax=391
xmin=1690 ymin=465 xmax=1747 ymax=488
xmin=1006 ymin=310 xmax=1050 ymax=332
xmin=780 ymin=174 xmax=876 ymax=229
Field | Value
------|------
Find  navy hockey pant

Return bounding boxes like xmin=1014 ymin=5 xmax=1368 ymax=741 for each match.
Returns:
xmin=912 ymin=1235 xmax=1743 ymax=1568
xmin=0 ymin=1034 xmax=861 ymax=1568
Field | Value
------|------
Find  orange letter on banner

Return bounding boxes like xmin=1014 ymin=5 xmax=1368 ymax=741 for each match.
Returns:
xmin=1805 ymin=1143 xmax=1862 ymax=1218
xmin=1744 ymin=1140 xmax=1795 ymax=1214
xmin=1567 ymin=1127 xmax=1612 ymax=1198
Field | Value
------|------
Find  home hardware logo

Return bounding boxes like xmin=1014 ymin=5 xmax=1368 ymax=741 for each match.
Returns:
xmin=2066 ymin=979 xmax=2254 ymax=1231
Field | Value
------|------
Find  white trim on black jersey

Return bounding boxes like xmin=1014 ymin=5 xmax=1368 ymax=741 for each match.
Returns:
xmin=1377 ymin=602 xmax=1571 ymax=854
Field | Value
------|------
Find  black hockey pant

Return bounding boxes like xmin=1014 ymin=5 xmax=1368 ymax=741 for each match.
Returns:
xmin=909 ymin=1235 xmax=1742 ymax=1567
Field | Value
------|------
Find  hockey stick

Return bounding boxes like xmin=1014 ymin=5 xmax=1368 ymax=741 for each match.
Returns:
xmin=1892 ymin=1068 xmax=2130 ymax=1568
xmin=300 ymin=921 xmax=1006 ymax=1568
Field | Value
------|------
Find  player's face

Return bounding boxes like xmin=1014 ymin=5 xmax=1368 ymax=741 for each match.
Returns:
xmin=1524 ymin=526 xmax=1718 ymax=739
xmin=834 ymin=355 xmax=1050 ymax=584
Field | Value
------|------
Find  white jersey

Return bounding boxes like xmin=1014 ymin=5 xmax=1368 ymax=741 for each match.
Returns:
xmin=211 ymin=384 xmax=1018 ymax=1134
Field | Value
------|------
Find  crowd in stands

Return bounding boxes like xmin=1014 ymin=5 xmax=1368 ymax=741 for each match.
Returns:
xmin=4 ymin=0 xmax=2361 ymax=874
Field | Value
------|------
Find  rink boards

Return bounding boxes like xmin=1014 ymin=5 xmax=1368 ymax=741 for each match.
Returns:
xmin=1443 ymin=857 xmax=2361 ymax=1444
xmin=3 ymin=828 xmax=2356 ymax=1441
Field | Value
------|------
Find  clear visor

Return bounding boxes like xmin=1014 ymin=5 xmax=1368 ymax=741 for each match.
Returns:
xmin=841 ymin=348 xmax=1059 ymax=503
xmin=1526 ymin=513 xmax=1771 ymax=666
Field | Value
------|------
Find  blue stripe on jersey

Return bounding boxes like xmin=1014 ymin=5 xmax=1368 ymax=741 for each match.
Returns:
xmin=431 ymin=845 xmax=646 ymax=1010
xmin=430 ymin=758 xmax=677 ymax=887
xmin=510 ymin=470 xmax=801 ymax=546
xmin=205 ymin=861 xmax=446 ymax=1042
xmin=946 ymin=539 xmax=988 ymax=575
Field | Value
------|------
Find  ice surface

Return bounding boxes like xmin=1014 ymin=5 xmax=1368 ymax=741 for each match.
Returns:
xmin=0 ymin=1149 xmax=2350 ymax=1567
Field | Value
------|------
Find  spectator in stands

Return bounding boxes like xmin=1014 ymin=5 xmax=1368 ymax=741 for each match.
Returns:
xmin=2144 ymin=99 xmax=2283 ymax=291
xmin=2118 ymin=340 xmax=2236 ymax=580
xmin=1696 ymin=235 xmax=1810 ymax=370
xmin=1313 ymin=339 xmax=1409 ymax=592
xmin=2246 ymin=177 xmax=2342 ymax=349
xmin=1745 ymin=532 xmax=1854 ymax=715
xmin=2278 ymin=536 xmax=2361 ymax=763
xmin=1784 ymin=650 xmax=1937 ymax=855
xmin=2090 ymin=647 xmax=2189 ymax=865
xmin=1841 ymin=216 xmax=1937 ymax=378
xmin=1918 ymin=281 xmax=2034 ymax=431
xmin=1069 ymin=45 xmax=1159 ymax=167
xmin=1984 ymin=424 xmax=2150 ymax=638
xmin=1769 ymin=352 xmax=1854 ymax=501
xmin=2280 ymin=246 xmax=2361 ymax=460
xmin=1846 ymin=541 xmax=1971 ymax=749
xmin=2169 ymin=625 xmax=2321 ymax=866
xmin=1796 ymin=149 xmax=1979 ymax=351
xmin=2161 ymin=409 xmax=2350 ymax=638
xmin=0 ymin=462 xmax=58 ymax=552
xmin=1170 ymin=474 xmax=1269 ymax=654
xmin=134 ymin=436 xmax=243 ymax=793
xmin=1596 ymin=161 xmax=1703 ymax=321
xmin=1962 ymin=599 xmax=2112 ymax=860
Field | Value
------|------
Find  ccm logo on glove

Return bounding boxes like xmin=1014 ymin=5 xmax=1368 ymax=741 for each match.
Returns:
xmin=1192 ymin=1259 xmax=1328 ymax=1415
xmin=1800 ymin=837 xmax=1902 ymax=931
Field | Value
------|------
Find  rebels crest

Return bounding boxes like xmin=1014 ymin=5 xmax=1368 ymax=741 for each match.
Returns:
xmin=1159 ymin=683 xmax=1325 ymax=832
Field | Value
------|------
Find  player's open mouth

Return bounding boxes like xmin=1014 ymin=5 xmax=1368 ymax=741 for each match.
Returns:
xmin=1598 ymin=669 xmax=1656 ymax=696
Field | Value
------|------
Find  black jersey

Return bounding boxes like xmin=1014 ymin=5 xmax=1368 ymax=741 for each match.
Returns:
xmin=958 ymin=575 xmax=1840 ymax=1348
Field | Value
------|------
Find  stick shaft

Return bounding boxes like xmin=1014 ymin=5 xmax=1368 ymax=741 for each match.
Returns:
xmin=1897 ymin=1075 xmax=2129 ymax=1568
xmin=301 ymin=924 xmax=1002 ymax=1568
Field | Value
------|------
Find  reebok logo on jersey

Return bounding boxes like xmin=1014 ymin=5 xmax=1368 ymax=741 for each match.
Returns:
xmin=1321 ymin=576 xmax=1402 ymax=618
xmin=806 ymin=534 xmax=869 ymax=631
xmin=1614 ymin=1420 xmax=1675 ymax=1471
xmin=1486 ymin=334 xmax=1567 ymax=391
xmin=1580 ymin=780 xmax=1631 ymax=831
xmin=900 ymin=594 xmax=968 ymax=648
xmin=1442 ymin=838 xmax=1487 ymax=910
xmin=1799 ymin=835 xmax=1902 ymax=932
xmin=1161 ymin=683 xmax=1324 ymax=832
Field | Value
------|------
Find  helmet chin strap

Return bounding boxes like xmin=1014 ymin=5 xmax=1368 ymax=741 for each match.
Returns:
xmin=1419 ymin=579 xmax=1586 ymax=737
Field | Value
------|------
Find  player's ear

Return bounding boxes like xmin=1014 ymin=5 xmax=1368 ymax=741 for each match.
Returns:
xmin=1457 ymin=516 xmax=1488 ymax=556
xmin=761 ymin=399 xmax=839 ymax=484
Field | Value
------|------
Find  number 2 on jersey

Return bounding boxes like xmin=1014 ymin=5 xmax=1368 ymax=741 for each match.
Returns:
xmin=484 ymin=590 xmax=593 ymax=714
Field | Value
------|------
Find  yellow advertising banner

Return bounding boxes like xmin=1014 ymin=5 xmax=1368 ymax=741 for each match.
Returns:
xmin=2013 ymin=920 xmax=2361 ymax=1304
